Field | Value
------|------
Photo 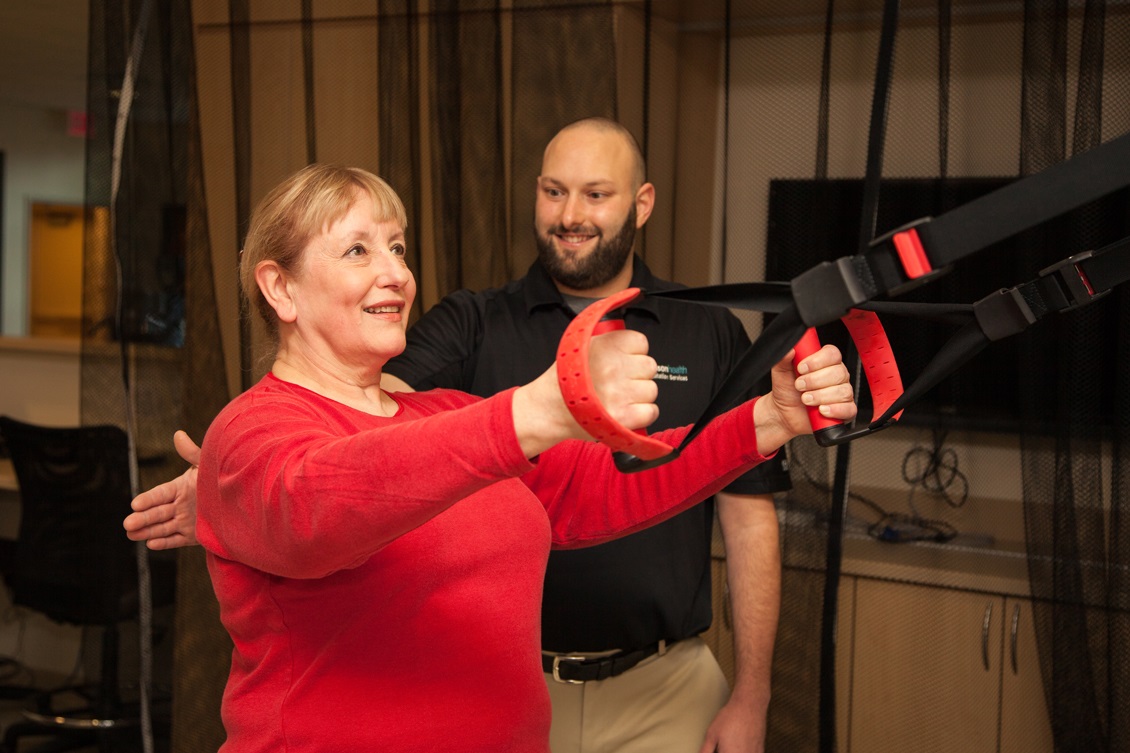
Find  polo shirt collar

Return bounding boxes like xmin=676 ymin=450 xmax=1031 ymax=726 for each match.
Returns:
xmin=522 ymin=255 xmax=664 ymax=321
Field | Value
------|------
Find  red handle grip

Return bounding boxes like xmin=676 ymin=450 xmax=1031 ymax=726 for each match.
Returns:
xmin=792 ymin=328 xmax=843 ymax=433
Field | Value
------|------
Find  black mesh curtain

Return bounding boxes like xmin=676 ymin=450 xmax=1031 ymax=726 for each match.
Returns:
xmin=1017 ymin=2 xmax=1130 ymax=751
xmin=751 ymin=1 xmax=1130 ymax=752
xmin=82 ymin=0 xmax=197 ymax=750
xmin=83 ymin=0 xmax=193 ymax=450
xmin=85 ymin=0 xmax=222 ymax=750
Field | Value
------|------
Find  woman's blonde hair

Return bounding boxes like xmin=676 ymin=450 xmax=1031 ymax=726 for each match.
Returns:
xmin=240 ymin=164 xmax=408 ymax=335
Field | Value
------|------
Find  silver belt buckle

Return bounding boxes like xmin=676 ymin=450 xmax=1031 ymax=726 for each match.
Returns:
xmin=551 ymin=654 xmax=588 ymax=685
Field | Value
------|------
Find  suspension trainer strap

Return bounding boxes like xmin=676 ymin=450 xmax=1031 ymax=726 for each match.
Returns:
xmin=853 ymin=131 xmax=1130 ymax=309
xmin=556 ymin=135 xmax=1130 ymax=465
xmin=642 ymin=281 xmax=794 ymax=313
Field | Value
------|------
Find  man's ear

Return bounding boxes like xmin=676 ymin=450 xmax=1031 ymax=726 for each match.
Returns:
xmin=255 ymin=261 xmax=297 ymax=323
xmin=634 ymin=182 xmax=656 ymax=228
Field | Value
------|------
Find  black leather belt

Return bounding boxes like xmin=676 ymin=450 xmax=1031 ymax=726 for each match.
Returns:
xmin=543 ymin=640 xmax=671 ymax=684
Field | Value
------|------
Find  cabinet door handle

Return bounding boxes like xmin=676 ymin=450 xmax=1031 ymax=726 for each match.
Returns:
xmin=1010 ymin=603 xmax=1021 ymax=674
xmin=981 ymin=601 xmax=993 ymax=671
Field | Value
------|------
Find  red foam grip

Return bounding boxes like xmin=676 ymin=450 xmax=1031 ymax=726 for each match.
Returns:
xmin=556 ymin=288 xmax=674 ymax=461
xmin=841 ymin=309 xmax=904 ymax=423
xmin=792 ymin=328 xmax=842 ymax=432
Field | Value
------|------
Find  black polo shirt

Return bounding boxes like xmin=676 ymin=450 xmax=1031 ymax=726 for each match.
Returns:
xmin=385 ymin=256 xmax=791 ymax=652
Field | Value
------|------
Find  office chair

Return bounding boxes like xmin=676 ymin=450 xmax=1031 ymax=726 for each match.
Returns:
xmin=0 ymin=416 xmax=174 ymax=752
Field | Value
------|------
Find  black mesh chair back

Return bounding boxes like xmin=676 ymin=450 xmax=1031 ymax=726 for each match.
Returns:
xmin=0 ymin=416 xmax=169 ymax=752
xmin=0 ymin=417 xmax=137 ymax=626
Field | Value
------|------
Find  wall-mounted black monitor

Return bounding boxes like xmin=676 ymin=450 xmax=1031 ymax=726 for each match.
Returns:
xmin=765 ymin=177 xmax=1129 ymax=435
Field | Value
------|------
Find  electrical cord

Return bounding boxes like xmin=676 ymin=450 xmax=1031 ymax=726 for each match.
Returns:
xmin=787 ymin=433 xmax=962 ymax=545
xmin=111 ymin=1 xmax=156 ymax=751
xmin=901 ymin=428 xmax=969 ymax=511
xmin=867 ymin=511 xmax=958 ymax=544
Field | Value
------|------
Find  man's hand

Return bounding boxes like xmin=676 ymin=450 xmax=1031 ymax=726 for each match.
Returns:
xmin=700 ymin=697 xmax=767 ymax=753
xmin=123 ymin=430 xmax=201 ymax=550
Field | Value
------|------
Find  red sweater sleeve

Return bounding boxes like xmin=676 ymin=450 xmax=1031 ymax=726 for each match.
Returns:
xmin=526 ymin=397 xmax=773 ymax=548
xmin=197 ymin=379 xmax=535 ymax=578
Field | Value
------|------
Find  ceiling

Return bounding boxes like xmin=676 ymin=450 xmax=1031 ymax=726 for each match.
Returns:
xmin=0 ymin=1 xmax=89 ymax=113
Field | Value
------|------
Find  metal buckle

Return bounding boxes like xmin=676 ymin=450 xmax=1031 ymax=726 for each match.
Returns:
xmin=791 ymin=256 xmax=875 ymax=328
xmin=551 ymin=655 xmax=589 ymax=685
xmin=973 ymin=286 xmax=1038 ymax=341
xmin=1038 ymin=248 xmax=1110 ymax=312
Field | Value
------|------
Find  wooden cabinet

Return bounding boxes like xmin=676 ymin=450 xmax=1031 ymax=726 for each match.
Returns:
xmin=840 ymin=578 xmax=1053 ymax=753
xmin=998 ymin=597 xmax=1054 ymax=753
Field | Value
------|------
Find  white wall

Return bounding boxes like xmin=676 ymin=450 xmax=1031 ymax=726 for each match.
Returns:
xmin=0 ymin=101 xmax=88 ymax=337
xmin=0 ymin=336 xmax=81 ymax=426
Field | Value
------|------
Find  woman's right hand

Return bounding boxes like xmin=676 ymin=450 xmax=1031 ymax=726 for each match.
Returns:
xmin=511 ymin=328 xmax=659 ymax=458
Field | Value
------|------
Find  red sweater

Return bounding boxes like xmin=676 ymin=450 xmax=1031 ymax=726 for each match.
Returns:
xmin=197 ymin=373 xmax=770 ymax=752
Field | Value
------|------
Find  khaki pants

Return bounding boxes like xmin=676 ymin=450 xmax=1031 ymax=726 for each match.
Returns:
xmin=543 ymin=637 xmax=730 ymax=753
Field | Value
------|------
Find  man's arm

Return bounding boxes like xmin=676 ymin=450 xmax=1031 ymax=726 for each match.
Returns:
xmin=700 ymin=491 xmax=781 ymax=753
xmin=123 ymin=430 xmax=202 ymax=550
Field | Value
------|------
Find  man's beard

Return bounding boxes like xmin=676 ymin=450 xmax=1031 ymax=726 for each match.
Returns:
xmin=535 ymin=206 xmax=636 ymax=291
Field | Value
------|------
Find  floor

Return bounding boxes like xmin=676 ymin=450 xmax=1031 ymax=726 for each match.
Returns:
xmin=0 ymin=701 xmax=170 ymax=753
xmin=0 ymin=663 xmax=171 ymax=753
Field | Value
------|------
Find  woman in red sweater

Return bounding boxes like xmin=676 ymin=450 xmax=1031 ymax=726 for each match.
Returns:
xmin=189 ymin=164 xmax=855 ymax=752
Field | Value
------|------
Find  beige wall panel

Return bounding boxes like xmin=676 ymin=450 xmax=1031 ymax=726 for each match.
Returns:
xmin=311 ymin=19 xmax=381 ymax=171
xmin=318 ymin=0 xmax=384 ymax=19
xmin=937 ymin=20 xmax=1023 ymax=176
xmin=641 ymin=15 xmax=681 ymax=282
xmin=726 ymin=27 xmax=850 ymax=286
xmin=672 ymin=31 xmax=722 ymax=289
xmin=193 ymin=0 xmax=230 ymax=27
xmin=248 ymin=25 xmax=310 ymax=204
xmin=249 ymin=0 xmax=302 ymax=23
xmin=194 ymin=22 xmax=243 ymax=399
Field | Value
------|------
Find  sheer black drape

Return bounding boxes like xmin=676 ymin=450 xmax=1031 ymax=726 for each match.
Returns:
xmin=83 ymin=0 xmax=198 ymax=749
xmin=1018 ymin=2 xmax=1130 ymax=751
xmin=758 ymin=2 xmax=1130 ymax=751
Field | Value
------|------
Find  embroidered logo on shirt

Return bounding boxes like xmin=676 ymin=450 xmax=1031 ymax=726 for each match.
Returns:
xmin=655 ymin=364 xmax=689 ymax=382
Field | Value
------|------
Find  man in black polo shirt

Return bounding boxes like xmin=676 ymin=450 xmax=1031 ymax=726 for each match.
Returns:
xmin=384 ymin=118 xmax=788 ymax=753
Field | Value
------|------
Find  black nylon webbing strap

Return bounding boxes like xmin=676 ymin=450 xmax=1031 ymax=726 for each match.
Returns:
xmin=674 ymin=303 xmax=809 ymax=452
xmin=646 ymin=234 xmax=1130 ymax=450
xmin=562 ymin=139 xmax=1130 ymax=464
xmin=866 ymin=234 xmax=1130 ymax=428
xmin=913 ymin=131 xmax=1130 ymax=270
xmin=645 ymin=281 xmax=793 ymax=313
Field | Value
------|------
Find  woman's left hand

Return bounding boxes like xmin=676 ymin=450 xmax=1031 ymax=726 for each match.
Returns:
xmin=753 ymin=345 xmax=856 ymax=455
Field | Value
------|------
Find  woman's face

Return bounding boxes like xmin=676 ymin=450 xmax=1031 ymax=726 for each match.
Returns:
xmin=285 ymin=191 xmax=415 ymax=372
